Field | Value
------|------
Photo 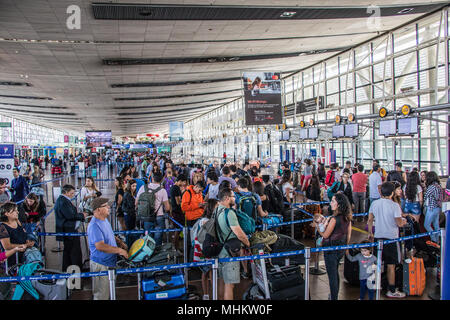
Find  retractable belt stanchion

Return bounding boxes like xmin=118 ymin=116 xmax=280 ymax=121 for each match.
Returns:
xmin=108 ymin=268 xmax=116 ymax=300
xmin=304 ymin=247 xmax=310 ymax=300
xmin=376 ymin=240 xmax=383 ymax=301
xmin=212 ymin=258 xmax=219 ymax=300
xmin=290 ymin=205 xmax=295 ymax=239
xmin=137 ymin=271 xmax=142 ymax=300
xmin=442 ymin=207 xmax=449 ymax=300
xmin=183 ymin=226 xmax=189 ymax=287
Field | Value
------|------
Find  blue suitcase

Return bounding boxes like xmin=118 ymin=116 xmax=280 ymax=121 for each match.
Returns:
xmin=142 ymin=271 xmax=186 ymax=300
xmin=259 ymin=213 xmax=283 ymax=226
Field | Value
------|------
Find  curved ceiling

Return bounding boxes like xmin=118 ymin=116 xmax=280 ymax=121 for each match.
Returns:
xmin=0 ymin=0 xmax=447 ymax=136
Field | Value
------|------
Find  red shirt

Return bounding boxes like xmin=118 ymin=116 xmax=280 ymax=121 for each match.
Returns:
xmin=351 ymin=172 xmax=368 ymax=193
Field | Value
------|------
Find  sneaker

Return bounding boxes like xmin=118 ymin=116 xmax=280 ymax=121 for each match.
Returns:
xmin=241 ymin=271 xmax=251 ymax=279
xmin=203 ymin=294 xmax=210 ymax=300
xmin=386 ymin=289 xmax=406 ymax=298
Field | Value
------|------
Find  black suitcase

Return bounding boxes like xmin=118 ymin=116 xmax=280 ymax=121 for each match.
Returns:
xmin=269 ymin=234 xmax=305 ymax=266
xmin=343 ymin=248 xmax=360 ymax=286
xmin=266 ymin=264 xmax=305 ymax=300
xmin=266 ymin=264 xmax=304 ymax=292
xmin=281 ymin=209 xmax=306 ymax=239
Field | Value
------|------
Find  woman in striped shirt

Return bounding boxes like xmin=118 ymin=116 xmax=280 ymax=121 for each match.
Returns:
xmin=423 ymin=171 xmax=443 ymax=243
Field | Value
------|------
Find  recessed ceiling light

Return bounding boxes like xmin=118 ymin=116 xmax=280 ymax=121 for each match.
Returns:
xmin=139 ymin=9 xmax=152 ymax=16
xmin=280 ymin=11 xmax=297 ymax=18
xmin=398 ymin=8 xmax=414 ymax=14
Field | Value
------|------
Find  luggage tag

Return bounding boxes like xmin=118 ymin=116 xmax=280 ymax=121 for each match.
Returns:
xmin=157 ymin=279 xmax=167 ymax=287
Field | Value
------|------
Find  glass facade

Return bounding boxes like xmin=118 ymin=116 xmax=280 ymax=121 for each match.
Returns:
xmin=0 ymin=114 xmax=79 ymax=146
xmin=177 ymin=9 xmax=450 ymax=175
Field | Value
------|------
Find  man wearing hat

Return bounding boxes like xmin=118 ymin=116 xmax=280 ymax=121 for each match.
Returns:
xmin=87 ymin=197 xmax=128 ymax=300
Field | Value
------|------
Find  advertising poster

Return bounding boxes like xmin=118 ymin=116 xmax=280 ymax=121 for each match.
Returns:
xmin=85 ymin=131 xmax=112 ymax=148
xmin=0 ymin=144 xmax=15 ymax=187
xmin=169 ymin=121 xmax=184 ymax=141
xmin=243 ymin=71 xmax=282 ymax=126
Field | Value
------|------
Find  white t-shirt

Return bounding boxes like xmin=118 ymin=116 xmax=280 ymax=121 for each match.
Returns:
xmin=136 ymin=183 xmax=168 ymax=216
xmin=282 ymin=182 xmax=294 ymax=199
xmin=402 ymin=185 xmax=422 ymax=202
xmin=369 ymin=198 xmax=402 ymax=239
xmin=369 ymin=172 xmax=382 ymax=199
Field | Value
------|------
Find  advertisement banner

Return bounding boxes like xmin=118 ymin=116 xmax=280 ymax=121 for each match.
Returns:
xmin=169 ymin=121 xmax=184 ymax=141
xmin=0 ymin=144 xmax=14 ymax=187
xmin=243 ymin=71 xmax=282 ymax=126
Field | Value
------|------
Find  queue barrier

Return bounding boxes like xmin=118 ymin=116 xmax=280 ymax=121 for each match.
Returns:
xmin=0 ymin=229 xmax=443 ymax=301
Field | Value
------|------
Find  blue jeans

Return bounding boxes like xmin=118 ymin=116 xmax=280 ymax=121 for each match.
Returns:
xmin=360 ymin=279 xmax=375 ymax=300
xmin=424 ymin=206 xmax=441 ymax=243
xmin=143 ymin=216 xmax=165 ymax=246
xmin=324 ymin=249 xmax=344 ymax=300
xmin=402 ymin=200 xmax=422 ymax=215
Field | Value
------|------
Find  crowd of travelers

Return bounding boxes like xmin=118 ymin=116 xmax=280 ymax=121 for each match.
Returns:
xmin=0 ymin=150 xmax=449 ymax=301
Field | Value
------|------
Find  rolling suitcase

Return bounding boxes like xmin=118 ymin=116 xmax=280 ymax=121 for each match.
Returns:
xmin=31 ymin=269 xmax=68 ymax=300
xmin=266 ymin=264 xmax=305 ymax=300
xmin=269 ymin=234 xmax=305 ymax=266
xmin=142 ymin=270 xmax=186 ymax=300
xmin=343 ymin=248 xmax=360 ymax=286
xmin=403 ymin=257 xmax=426 ymax=296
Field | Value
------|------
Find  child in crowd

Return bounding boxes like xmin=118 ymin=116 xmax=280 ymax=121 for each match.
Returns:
xmin=345 ymin=241 xmax=377 ymax=300
xmin=313 ymin=213 xmax=330 ymax=247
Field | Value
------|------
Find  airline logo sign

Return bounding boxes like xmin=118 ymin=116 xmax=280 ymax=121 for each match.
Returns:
xmin=0 ymin=144 xmax=14 ymax=159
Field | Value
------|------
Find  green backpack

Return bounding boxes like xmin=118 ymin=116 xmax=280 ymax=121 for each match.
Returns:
xmin=137 ymin=184 xmax=163 ymax=223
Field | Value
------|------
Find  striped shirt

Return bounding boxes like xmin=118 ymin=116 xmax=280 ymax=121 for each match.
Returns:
xmin=424 ymin=183 xmax=442 ymax=209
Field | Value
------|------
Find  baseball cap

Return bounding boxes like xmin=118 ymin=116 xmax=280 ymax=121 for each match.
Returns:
xmin=91 ymin=197 xmax=112 ymax=211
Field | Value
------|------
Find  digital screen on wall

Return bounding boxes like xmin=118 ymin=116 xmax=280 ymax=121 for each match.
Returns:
xmin=397 ymin=117 xmax=418 ymax=135
xmin=282 ymin=130 xmax=290 ymax=141
xmin=85 ymin=131 xmax=112 ymax=148
xmin=262 ymin=133 xmax=269 ymax=142
xmin=344 ymin=123 xmax=359 ymax=137
xmin=299 ymin=128 xmax=308 ymax=139
xmin=379 ymin=120 xmax=396 ymax=136
xmin=332 ymin=125 xmax=345 ymax=138
xmin=308 ymin=127 xmax=318 ymax=139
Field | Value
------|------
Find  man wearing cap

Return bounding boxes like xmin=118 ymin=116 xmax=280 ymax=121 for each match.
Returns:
xmin=87 ymin=197 xmax=128 ymax=300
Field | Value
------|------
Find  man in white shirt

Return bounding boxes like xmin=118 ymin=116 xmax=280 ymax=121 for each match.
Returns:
xmin=135 ymin=172 xmax=171 ymax=246
xmin=369 ymin=164 xmax=382 ymax=206
xmin=368 ymin=181 xmax=407 ymax=298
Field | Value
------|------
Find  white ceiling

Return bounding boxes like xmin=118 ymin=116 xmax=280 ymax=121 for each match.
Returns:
xmin=0 ymin=0 xmax=446 ymax=136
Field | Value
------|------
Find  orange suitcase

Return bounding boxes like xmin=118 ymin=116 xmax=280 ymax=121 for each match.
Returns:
xmin=403 ymin=257 xmax=426 ymax=296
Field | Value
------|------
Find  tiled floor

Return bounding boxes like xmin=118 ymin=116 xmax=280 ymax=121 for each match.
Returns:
xmin=38 ymin=165 xmax=438 ymax=300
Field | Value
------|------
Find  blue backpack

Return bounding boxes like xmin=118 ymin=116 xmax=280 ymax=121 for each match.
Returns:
xmin=223 ymin=208 xmax=255 ymax=236
xmin=236 ymin=193 xmax=257 ymax=235
xmin=327 ymin=181 xmax=341 ymax=200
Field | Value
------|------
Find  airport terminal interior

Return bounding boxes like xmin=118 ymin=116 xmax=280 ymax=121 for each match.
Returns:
xmin=0 ymin=0 xmax=449 ymax=302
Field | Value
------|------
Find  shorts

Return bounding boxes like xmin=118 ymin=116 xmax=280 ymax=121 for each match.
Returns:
xmin=375 ymin=239 xmax=401 ymax=265
xmin=218 ymin=249 xmax=240 ymax=284
xmin=199 ymin=265 xmax=212 ymax=273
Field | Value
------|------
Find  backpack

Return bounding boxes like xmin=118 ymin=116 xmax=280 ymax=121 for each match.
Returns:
xmin=137 ymin=184 xmax=163 ymax=223
xmin=236 ymin=192 xmax=257 ymax=234
xmin=325 ymin=170 xmax=335 ymax=187
xmin=128 ymin=234 xmax=156 ymax=264
xmin=249 ymin=230 xmax=278 ymax=254
xmin=266 ymin=184 xmax=284 ymax=213
xmin=327 ymin=181 xmax=341 ymax=200
xmin=387 ymin=170 xmax=405 ymax=187
xmin=163 ymin=177 xmax=175 ymax=196
xmin=201 ymin=207 xmax=233 ymax=259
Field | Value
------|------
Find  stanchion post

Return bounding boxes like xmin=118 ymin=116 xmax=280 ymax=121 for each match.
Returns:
xmin=137 ymin=272 xmax=142 ymax=300
xmin=212 ymin=259 xmax=219 ymax=300
xmin=183 ymin=226 xmax=189 ymax=286
xmin=305 ymin=247 xmax=310 ymax=300
xmin=290 ymin=206 xmax=294 ymax=238
xmin=108 ymin=268 xmax=116 ymax=300
xmin=376 ymin=240 xmax=383 ymax=301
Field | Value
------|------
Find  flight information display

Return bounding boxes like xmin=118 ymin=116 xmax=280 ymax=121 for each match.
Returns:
xmin=332 ymin=125 xmax=345 ymax=138
xmin=398 ymin=117 xmax=418 ymax=135
xmin=379 ymin=120 xmax=397 ymax=136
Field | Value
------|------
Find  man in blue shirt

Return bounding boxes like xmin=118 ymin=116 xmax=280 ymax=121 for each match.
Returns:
xmin=88 ymin=197 xmax=128 ymax=300
xmin=10 ymin=168 xmax=30 ymax=203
